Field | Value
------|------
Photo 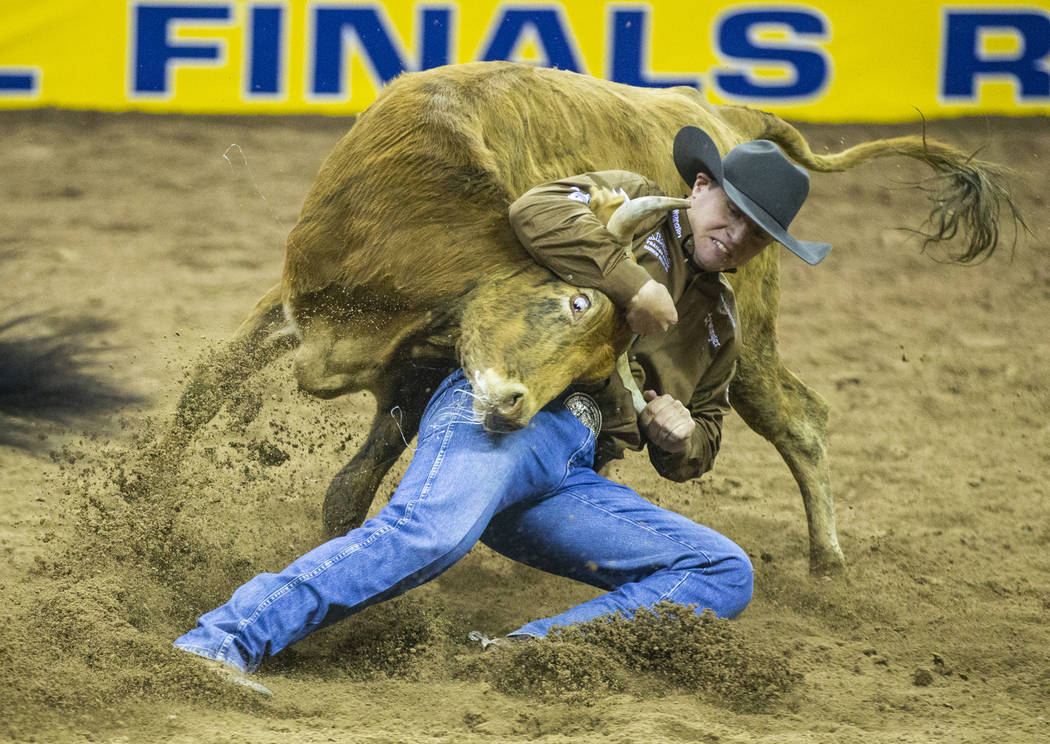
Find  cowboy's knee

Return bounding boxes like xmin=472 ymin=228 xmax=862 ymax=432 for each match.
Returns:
xmin=718 ymin=546 xmax=754 ymax=618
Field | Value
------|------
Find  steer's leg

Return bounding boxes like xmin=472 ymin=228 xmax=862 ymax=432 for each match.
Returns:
xmin=322 ymin=362 xmax=453 ymax=537
xmin=729 ymin=288 xmax=845 ymax=575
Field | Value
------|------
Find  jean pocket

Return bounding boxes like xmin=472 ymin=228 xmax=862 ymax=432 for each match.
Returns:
xmin=567 ymin=433 xmax=596 ymax=470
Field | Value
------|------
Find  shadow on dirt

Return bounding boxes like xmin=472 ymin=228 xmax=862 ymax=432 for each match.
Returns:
xmin=0 ymin=311 xmax=143 ymax=449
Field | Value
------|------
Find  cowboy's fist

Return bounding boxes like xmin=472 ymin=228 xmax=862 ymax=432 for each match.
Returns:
xmin=626 ymin=280 xmax=677 ymax=337
xmin=638 ymin=390 xmax=694 ymax=453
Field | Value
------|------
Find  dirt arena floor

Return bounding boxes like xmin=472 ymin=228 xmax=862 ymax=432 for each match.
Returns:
xmin=1 ymin=107 xmax=1047 ymax=743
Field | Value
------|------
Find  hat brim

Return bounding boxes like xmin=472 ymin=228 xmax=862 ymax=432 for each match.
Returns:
xmin=721 ymin=178 xmax=832 ymax=266
xmin=673 ymin=126 xmax=831 ymax=266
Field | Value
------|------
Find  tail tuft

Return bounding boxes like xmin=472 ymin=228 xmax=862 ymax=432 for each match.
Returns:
xmin=721 ymin=104 xmax=1028 ymax=264
xmin=900 ymin=142 xmax=1028 ymax=263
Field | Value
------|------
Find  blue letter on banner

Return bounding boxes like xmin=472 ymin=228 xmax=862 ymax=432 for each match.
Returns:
xmin=480 ymin=7 xmax=583 ymax=71
xmin=714 ymin=9 xmax=829 ymax=99
xmin=0 ymin=69 xmax=39 ymax=94
xmin=313 ymin=7 xmax=408 ymax=96
xmin=609 ymin=8 xmax=700 ymax=88
xmin=133 ymin=4 xmax=231 ymax=94
xmin=420 ymin=7 xmax=453 ymax=70
xmin=943 ymin=11 xmax=1050 ymax=99
xmin=249 ymin=5 xmax=284 ymax=95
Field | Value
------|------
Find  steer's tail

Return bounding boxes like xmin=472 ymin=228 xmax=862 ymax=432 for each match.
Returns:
xmin=123 ymin=283 xmax=296 ymax=500
xmin=716 ymin=105 xmax=1027 ymax=263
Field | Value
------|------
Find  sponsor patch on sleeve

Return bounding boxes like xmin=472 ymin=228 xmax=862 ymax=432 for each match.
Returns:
xmin=704 ymin=313 xmax=721 ymax=349
xmin=671 ymin=209 xmax=683 ymax=239
xmin=643 ymin=231 xmax=670 ymax=272
xmin=719 ymin=293 xmax=737 ymax=329
xmin=567 ymin=186 xmax=591 ymax=204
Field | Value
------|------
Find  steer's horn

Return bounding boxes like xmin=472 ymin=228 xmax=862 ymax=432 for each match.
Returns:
xmin=606 ymin=195 xmax=692 ymax=251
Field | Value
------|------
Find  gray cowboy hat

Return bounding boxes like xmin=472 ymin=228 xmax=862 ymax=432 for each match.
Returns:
xmin=673 ymin=126 xmax=831 ymax=265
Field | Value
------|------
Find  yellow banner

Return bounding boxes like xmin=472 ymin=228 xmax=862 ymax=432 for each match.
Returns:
xmin=1 ymin=1 xmax=1048 ymax=121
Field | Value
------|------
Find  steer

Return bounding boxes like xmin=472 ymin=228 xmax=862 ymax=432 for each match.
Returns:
xmin=140 ymin=61 xmax=1020 ymax=576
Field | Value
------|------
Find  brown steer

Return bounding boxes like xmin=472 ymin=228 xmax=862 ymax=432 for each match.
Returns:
xmin=144 ymin=62 xmax=1019 ymax=576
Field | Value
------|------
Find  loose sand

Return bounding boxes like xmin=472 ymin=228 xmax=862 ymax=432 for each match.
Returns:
xmin=1 ymin=110 xmax=1047 ymax=743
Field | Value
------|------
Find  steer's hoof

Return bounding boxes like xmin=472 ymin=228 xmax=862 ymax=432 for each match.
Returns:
xmin=809 ymin=546 xmax=847 ymax=578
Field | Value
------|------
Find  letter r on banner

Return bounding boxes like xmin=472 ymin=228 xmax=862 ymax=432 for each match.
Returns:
xmin=943 ymin=10 xmax=1050 ymax=100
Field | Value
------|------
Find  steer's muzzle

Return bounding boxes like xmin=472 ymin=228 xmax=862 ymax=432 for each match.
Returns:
xmin=483 ymin=411 xmax=524 ymax=433
xmin=470 ymin=373 xmax=530 ymax=432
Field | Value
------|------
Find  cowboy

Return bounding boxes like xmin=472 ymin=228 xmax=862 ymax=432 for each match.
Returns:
xmin=173 ymin=126 xmax=830 ymax=694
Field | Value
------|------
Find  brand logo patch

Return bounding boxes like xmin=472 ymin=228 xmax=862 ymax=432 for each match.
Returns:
xmin=671 ymin=209 xmax=683 ymax=239
xmin=564 ymin=392 xmax=602 ymax=438
xmin=567 ymin=186 xmax=591 ymax=204
xmin=643 ymin=230 xmax=670 ymax=272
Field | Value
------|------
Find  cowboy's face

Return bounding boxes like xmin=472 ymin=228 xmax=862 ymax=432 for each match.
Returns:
xmin=686 ymin=172 xmax=770 ymax=271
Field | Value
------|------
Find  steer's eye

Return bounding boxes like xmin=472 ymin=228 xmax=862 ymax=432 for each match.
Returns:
xmin=570 ymin=293 xmax=591 ymax=319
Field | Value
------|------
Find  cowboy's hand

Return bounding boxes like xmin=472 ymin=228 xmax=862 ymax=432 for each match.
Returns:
xmin=639 ymin=390 xmax=694 ymax=453
xmin=626 ymin=279 xmax=677 ymax=336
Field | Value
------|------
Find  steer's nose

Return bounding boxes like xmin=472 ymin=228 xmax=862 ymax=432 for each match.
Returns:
xmin=496 ymin=386 xmax=526 ymax=418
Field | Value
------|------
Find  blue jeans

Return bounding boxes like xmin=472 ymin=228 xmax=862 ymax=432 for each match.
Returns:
xmin=174 ymin=371 xmax=753 ymax=673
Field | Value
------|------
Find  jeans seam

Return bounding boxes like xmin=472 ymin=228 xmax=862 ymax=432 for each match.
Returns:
xmin=561 ymin=488 xmax=715 ymax=568
xmin=234 ymin=388 xmax=467 ymax=636
xmin=216 ymin=634 xmax=237 ymax=664
xmin=656 ymin=572 xmax=692 ymax=603
xmin=175 ymin=641 xmax=249 ymax=673
xmin=548 ymin=432 xmax=592 ymax=498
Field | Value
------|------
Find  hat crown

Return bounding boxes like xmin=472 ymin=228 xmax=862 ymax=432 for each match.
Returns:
xmin=722 ymin=140 xmax=809 ymax=230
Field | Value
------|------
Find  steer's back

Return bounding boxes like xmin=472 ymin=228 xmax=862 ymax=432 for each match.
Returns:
xmin=283 ymin=62 xmax=756 ymax=310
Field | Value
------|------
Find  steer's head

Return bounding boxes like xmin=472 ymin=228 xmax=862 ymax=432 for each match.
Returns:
xmin=458 ymin=270 xmax=631 ymax=432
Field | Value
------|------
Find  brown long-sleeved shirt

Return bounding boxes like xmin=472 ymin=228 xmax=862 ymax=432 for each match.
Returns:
xmin=509 ymin=170 xmax=739 ymax=482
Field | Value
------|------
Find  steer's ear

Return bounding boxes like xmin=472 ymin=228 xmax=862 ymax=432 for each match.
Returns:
xmin=588 ymin=186 xmax=628 ymax=227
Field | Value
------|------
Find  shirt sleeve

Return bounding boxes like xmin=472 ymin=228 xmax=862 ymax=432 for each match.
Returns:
xmin=508 ymin=170 xmax=660 ymax=307
xmin=646 ymin=341 xmax=737 ymax=482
